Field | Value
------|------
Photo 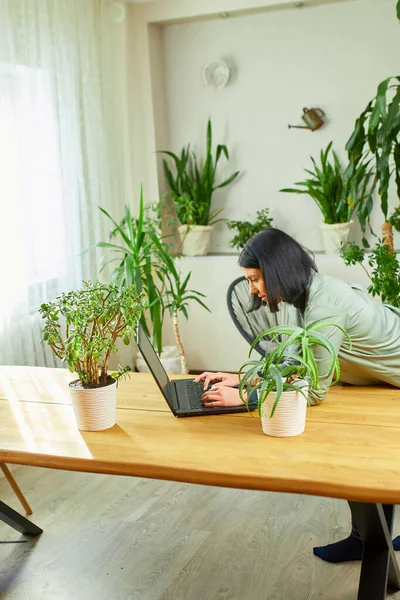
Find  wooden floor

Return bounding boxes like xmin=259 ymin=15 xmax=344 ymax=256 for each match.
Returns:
xmin=1 ymin=467 xmax=399 ymax=600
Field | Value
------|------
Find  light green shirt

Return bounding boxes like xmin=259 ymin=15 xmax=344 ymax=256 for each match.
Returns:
xmin=301 ymin=272 xmax=400 ymax=403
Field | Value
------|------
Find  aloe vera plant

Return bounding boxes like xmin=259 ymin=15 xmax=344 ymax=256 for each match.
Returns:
xmin=160 ymin=119 xmax=240 ymax=226
xmin=238 ymin=319 xmax=351 ymax=417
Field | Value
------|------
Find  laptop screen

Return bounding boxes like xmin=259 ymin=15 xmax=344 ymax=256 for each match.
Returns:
xmin=136 ymin=325 xmax=174 ymax=409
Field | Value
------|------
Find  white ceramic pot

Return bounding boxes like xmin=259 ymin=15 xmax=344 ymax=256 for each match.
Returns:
xmin=319 ymin=220 xmax=354 ymax=253
xmin=178 ymin=225 xmax=213 ymax=256
xmin=69 ymin=378 xmax=117 ymax=431
xmin=260 ymin=387 xmax=308 ymax=437
xmin=136 ymin=345 xmax=182 ymax=374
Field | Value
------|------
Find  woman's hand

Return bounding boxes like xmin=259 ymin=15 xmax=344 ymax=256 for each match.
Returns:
xmin=201 ymin=385 xmax=246 ymax=408
xmin=194 ymin=371 xmax=240 ymax=390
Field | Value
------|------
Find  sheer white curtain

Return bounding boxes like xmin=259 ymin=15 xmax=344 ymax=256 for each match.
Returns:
xmin=0 ymin=0 xmax=130 ymax=366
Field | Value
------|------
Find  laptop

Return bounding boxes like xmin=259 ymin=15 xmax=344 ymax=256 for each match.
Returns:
xmin=136 ymin=325 xmax=256 ymax=417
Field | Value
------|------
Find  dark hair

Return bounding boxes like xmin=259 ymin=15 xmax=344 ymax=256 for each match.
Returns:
xmin=238 ymin=228 xmax=317 ymax=313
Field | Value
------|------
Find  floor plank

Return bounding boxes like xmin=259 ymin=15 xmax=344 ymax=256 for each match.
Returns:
xmin=1 ymin=466 xmax=399 ymax=600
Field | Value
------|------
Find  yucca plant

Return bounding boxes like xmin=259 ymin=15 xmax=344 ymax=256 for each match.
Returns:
xmin=160 ymin=118 xmax=240 ymax=226
xmin=238 ymin=319 xmax=351 ymax=417
xmin=157 ymin=248 xmax=210 ymax=373
xmin=281 ymin=142 xmax=374 ymax=233
xmin=92 ymin=189 xmax=166 ymax=354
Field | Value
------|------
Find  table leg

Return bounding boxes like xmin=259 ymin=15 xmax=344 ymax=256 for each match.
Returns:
xmin=349 ymin=502 xmax=400 ymax=600
xmin=0 ymin=501 xmax=42 ymax=537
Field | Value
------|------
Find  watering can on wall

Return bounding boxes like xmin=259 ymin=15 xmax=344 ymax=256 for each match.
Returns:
xmin=288 ymin=107 xmax=325 ymax=132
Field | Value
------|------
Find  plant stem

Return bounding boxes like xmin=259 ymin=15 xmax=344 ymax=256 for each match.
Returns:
xmin=172 ymin=309 xmax=187 ymax=374
xmin=382 ymin=221 xmax=394 ymax=253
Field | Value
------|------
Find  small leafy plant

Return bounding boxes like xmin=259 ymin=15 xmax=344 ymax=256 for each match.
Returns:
xmin=160 ymin=119 xmax=240 ymax=226
xmin=227 ymin=208 xmax=273 ymax=250
xmin=340 ymin=241 xmax=400 ymax=307
xmin=239 ymin=320 xmax=350 ymax=417
xmin=40 ymin=281 xmax=143 ymax=387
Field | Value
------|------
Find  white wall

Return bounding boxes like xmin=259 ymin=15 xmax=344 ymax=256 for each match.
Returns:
xmin=161 ymin=0 xmax=400 ymax=253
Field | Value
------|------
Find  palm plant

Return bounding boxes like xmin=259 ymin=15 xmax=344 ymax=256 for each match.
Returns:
xmin=160 ymin=119 xmax=240 ymax=226
xmin=239 ymin=319 xmax=350 ymax=417
xmin=281 ymin=142 xmax=374 ymax=233
xmin=158 ymin=249 xmax=210 ymax=373
xmin=93 ymin=189 xmax=165 ymax=354
xmin=92 ymin=189 xmax=211 ymax=369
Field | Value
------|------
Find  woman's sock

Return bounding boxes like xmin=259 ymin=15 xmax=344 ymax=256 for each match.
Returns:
xmin=314 ymin=534 xmax=400 ymax=563
xmin=313 ymin=534 xmax=363 ymax=563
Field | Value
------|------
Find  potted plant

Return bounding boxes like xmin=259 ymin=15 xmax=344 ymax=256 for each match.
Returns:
xmin=280 ymin=142 xmax=374 ymax=253
xmin=39 ymin=281 xmax=143 ymax=431
xmin=340 ymin=241 xmax=400 ymax=308
xmin=238 ymin=319 xmax=350 ymax=437
xmin=160 ymin=118 xmax=240 ymax=256
xmin=93 ymin=188 xmax=165 ymax=356
xmin=227 ymin=208 xmax=273 ymax=251
xmin=94 ymin=189 xmax=210 ymax=373
xmin=158 ymin=250 xmax=210 ymax=374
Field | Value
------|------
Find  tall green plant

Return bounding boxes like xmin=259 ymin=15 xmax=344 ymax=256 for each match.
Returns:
xmin=239 ymin=319 xmax=350 ymax=417
xmin=281 ymin=142 xmax=374 ymax=232
xmin=161 ymin=119 xmax=240 ymax=226
xmin=155 ymin=246 xmax=210 ymax=373
xmin=93 ymin=189 xmax=165 ymax=354
xmin=346 ymin=76 xmax=400 ymax=250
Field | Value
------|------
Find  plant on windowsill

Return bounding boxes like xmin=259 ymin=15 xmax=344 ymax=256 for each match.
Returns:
xmin=238 ymin=319 xmax=350 ymax=437
xmin=227 ymin=208 xmax=273 ymax=251
xmin=40 ymin=281 xmax=143 ymax=431
xmin=160 ymin=118 xmax=240 ymax=256
xmin=280 ymin=142 xmax=374 ymax=253
xmin=340 ymin=241 xmax=400 ymax=308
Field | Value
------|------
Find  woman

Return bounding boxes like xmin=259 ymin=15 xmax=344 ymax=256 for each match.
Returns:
xmin=195 ymin=228 xmax=400 ymax=562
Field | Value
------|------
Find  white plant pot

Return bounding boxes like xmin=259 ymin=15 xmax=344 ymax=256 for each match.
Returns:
xmin=69 ymin=378 xmax=117 ymax=431
xmin=178 ymin=225 xmax=214 ymax=256
xmin=320 ymin=220 xmax=354 ymax=253
xmin=261 ymin=387 xmax=308 ymax=437
xmin=136 ymin=345 xmax=182 ymax=374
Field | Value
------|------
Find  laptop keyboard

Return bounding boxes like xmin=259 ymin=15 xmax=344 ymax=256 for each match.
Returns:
xmin=185 ymin=380 xmax=205 ymax=409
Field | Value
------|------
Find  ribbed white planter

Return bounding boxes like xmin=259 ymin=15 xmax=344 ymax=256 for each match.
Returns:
xmin=178 ymin=225 xmax=213 ymax=256
xmin=320 ymin=220 xmax=354 ymax=253
xmin=261 ymin=387 xmax=308 ymax=437
xmin=69 ymin=378 xmax=117 ymax=431
xmin=136 ymin=345 xmax=182 ymax=374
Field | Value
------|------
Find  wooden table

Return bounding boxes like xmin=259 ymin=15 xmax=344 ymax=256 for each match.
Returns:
xmin=1 ymin=366 xmax=400 ymax=600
